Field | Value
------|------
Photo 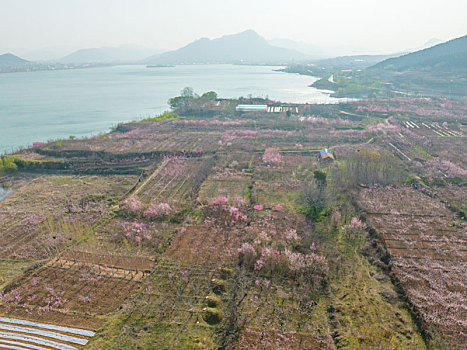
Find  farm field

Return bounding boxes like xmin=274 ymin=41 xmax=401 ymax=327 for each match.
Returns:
xmin=0 ymin=261 xmax=32 ymax=291
xmin=0 ymin=316 xmax=95 ymax=350
xmin=434 ymin=185 xmax=467 ymax=210
xmin=0 ymin=255 xmax=146 ymax=328
xmin=198 ymin=154 xmax=253 ymax=206
xmin=1 ymin=95 xmax=466 ymax=349
xmin=359 ymin=187 xmax=467 ymax=348
xmin=0 ymin=175 xmax=138 ymax=260
xmin=129 ymin=156 xmax=215 ymax=219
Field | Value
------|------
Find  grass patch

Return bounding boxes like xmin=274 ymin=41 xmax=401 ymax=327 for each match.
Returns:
xmin=140 ymin=111 xmax=180 ymax=122
xmin=0 ymin=260 xmax=33 ymax=290
xmin=412 ymin=145 xmax=434 ymax=160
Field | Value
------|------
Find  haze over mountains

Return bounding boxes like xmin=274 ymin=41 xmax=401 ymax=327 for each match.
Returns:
xmin=144 ymin=30 xmax=309 ymax=65
xmin=0 ymin=46 xmax=78 ymax=61
xmin=316 ymin=54 xmax=398 ymax=70
xmin=417 ymin=38 xmax=444 ymax=50
xmin=372 ymin=34 xmax=467 ymax=72
xmin=267 ymin=37 xmax=443 ymax=59
xmin=268 ymin=38 xmax=368 ymax=59
xmin=308 ymin=34 xmax=467 ymax=98
xmin=1 ymin=30 xmax=466 ymax=80
xmin=2 ymin=35 xmax=441 ymax=64
xmin=61 ymin=45 xmax=164 ymax=64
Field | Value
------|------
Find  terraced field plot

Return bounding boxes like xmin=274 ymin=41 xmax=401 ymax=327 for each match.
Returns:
xmin=0 ymin=261 xmax=31 ymax=292
xmin=167 ymin=223 xmax=247 ymax=265
xmin=359 ymin=187 xmax=467 ymax=347
xmin=252 ymin=156 xmax=314 ymax=212
xmin=401 ymin=120 xmax=463 ymax=137
xmin=91 ymin=217 xmax=177 ymax=254
xmin=86 ymin=259 xmax=233 ymax=349
xmin=253 ymin=181 xmax=303 ymax=212
xmin=0 ymin=256 xmax=144 ymax=331
xmin=0 ymin=175 xmax=138 ymax=260
xmin=388 ymin=121 xmax=467 ymax=170
xmin=2 ymin=96 xmax=466 ymax=349
xmin=233 ymin=278 xmax=334 ymax=350
xmin=216 ymin=151 xmax=255 ymax=168
xmin=434 ymin=185 xmax=467 ymax=209
xmin=58 ymin=251 xmax=154 ymax=278
xmin=198 ymin=172 xmax=251 ymax=205
xmin=36 ymin=120 xmax=222 ymax=154
xmin=130 ymin=156 xmax=215 ymax=216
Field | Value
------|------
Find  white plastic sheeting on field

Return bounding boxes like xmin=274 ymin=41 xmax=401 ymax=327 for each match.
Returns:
xmin=0 ymin=331 xmax=77 ymax=350
xmin=0 ymin=324 xmax=88 ymax=345
xmin=0 ymin=338 xmax=51 ymax=350
xmin=0 ymin=317 xmax=95 ymax=337
xmin=0 ymin=317 xmax=96 ymax=350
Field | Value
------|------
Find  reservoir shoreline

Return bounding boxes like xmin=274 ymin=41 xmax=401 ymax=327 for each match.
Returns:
xmin=0 ymin=64 xmax=347 ymax=154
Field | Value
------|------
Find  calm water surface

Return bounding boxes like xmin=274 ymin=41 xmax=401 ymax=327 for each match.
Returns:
xmin=0 ymin=64 xmax=343 ymax=153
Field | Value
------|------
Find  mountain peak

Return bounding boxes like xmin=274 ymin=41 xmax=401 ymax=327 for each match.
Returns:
xmin=216 ymin=30 xmax=267 ymax=45
xmin=236 ymin=29 xmax=261 ymax=37
xmin=0 ymin=53 xmax=29 ymax=67
xmin=145 ymin=30 xmax=308 ymax=64
xmin=1 ymin=53 xmax=22 ymax=59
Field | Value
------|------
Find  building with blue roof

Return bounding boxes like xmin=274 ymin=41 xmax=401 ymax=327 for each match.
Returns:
xmin=319 ymin=148 xmax=334 ymax=161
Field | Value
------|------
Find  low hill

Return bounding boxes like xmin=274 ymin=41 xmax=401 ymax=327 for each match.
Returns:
xmin=372 ymin=35 xmax=467 ymax=72
xmin=61 ymin=45 xmax=164 ymax=64
xmin=278 ymin=54 xmax=399 ymax=85
xmin=308 ymin=35 xmax=467 ymax=98
xmin=0 ymin=53 xmax=29 ymax=67
xmin=145 ymin=30 xmax=309 ymax=65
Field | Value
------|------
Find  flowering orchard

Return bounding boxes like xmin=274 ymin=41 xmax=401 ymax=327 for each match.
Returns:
xmin=359 ymin=186 xmax=467 ymax=348
xmin=0 ymin=175 xmax=137 ymax=259
xmin=120 ymin=156 xmax=215 ymax=220
xmin=0 ymin=261 xmax=141 ymax=330
xmin=2 ymin=95 xmax=466 ymax=349
xmin=198 ymin=156 xmax=253 ymax=206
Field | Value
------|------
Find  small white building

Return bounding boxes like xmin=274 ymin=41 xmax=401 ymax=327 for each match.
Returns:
xmin=267 ymin=106 xmax=299 ymax=113
xmin=236 ymin=104 xmax=268 ymax=112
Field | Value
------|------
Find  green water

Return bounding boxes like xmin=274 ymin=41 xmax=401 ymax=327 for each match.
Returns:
xmin=0 ymin=64 xmax=342 ymax=154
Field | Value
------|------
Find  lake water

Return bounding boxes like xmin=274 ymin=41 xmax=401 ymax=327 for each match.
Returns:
xmin=0 ymin=64 xmax=343 ymax=154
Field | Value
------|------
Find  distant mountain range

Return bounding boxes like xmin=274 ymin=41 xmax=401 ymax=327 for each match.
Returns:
xmin=61 ymin=45 xmax=164 ymax=64
xmin=0 ymin=53 xmax=29 ymax=67
xmin=267 ymin=38 xmax=370 ymax=59
xmin=145 ymin=30 xmax=310 ymax=65
xmin=316 ymin=54 xmax=401 ymax=70
xmin=2 ymin=31 xmax=465 ymax=87
xmin=372 ymin=35 xmax=467 ymax=72
xmin=267 ymin=38 xmax=333 ymax=59
xmin=0 ymin=46 xmax=78 ymax=61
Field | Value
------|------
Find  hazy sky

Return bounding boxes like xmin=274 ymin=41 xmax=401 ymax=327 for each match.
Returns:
xmin=1 ymin=0 xmax=466 ymax=54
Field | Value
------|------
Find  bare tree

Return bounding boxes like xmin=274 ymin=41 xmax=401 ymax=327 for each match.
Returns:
xmin=302 ymin=180 xmax=328 ymax=221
